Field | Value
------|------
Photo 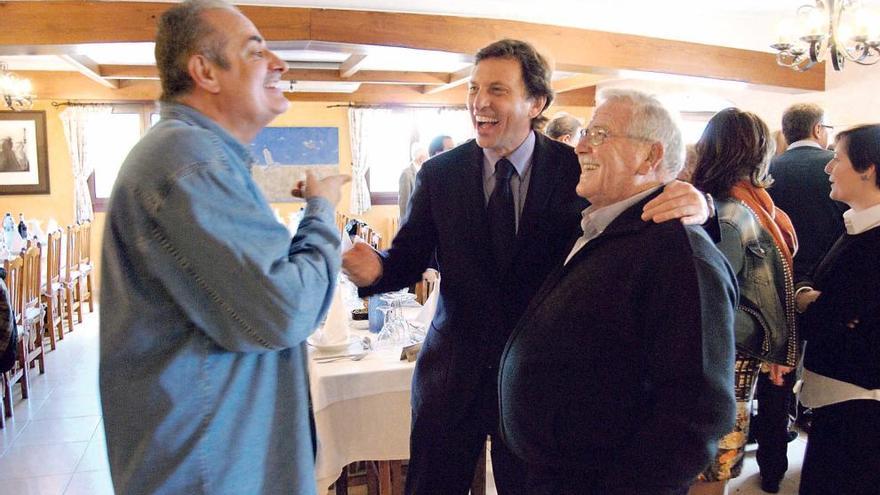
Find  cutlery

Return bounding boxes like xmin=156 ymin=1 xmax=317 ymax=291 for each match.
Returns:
xmin=314 ymin=353 xmax=367 ymax=363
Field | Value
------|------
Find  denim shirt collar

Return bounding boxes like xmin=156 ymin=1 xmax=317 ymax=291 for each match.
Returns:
xmin=159 ymin=101 xmax=257 ymax=169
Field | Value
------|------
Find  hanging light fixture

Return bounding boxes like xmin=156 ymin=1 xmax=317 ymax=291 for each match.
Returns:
xmin=771 ymin=0 xmax=880 ymax=71
xmin=0 ymin=62 xmax=34 ymax=111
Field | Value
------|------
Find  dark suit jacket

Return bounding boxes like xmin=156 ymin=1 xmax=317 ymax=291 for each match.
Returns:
xmin=768 ymin=146 xmax=846 ymax=282
xmin=498 ymin=192 xmax=737 ymax=494
xmin=361 ymin=133 xmax=585 ymax=426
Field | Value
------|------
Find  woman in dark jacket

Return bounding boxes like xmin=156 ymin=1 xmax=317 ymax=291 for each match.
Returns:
xmin=688 ymin=108 xmax=798 ymax=495
xmin=796 ymin=124 xmax=880 ymax=495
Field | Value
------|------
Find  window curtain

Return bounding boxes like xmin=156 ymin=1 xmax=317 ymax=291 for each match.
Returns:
xmin=348 ymin=108 xmax=371 ymax=214
xmin=59 ymin=105 xmax=112 ymax=223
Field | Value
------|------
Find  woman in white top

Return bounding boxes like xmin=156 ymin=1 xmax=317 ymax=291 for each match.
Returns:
xmin=796 ymin=124 xmax=880 ymax=495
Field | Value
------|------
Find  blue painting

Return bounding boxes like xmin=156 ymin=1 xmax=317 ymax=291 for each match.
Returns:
xmin=249 ymin=127 xmax=338 ymax=165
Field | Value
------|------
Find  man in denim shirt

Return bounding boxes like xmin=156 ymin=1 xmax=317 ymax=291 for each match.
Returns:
xmin=100 ymin=1 xmax=349 ymax=493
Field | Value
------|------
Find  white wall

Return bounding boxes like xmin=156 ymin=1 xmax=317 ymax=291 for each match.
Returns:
xmin=595 ymin=63 xmax=880 ymax=137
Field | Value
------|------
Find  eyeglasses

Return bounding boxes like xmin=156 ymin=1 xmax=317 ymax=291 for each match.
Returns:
xmin=820 ymin=124 xmax=834 ymax=130
xmin=577 ymin=126 xmax=652 ymax=147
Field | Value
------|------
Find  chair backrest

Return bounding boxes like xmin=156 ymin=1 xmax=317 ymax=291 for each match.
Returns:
xmin=78 ymin=221 xmax=92 ymax=266
xmin=21 ymin=241 xmax=41 ymax=318
xmin=45 ymin=229 xmax=62 ymax=293
xmin=3 ymin=253 xmax=24 ymax=324
xmin=65 ymin=224 xmax=81 ymax=280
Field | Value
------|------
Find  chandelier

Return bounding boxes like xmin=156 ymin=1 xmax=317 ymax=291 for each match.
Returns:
xmin=0 ymin=63 xmax=34 ymax=111
xmin=771 ymin=0 xmax=880 ymax=71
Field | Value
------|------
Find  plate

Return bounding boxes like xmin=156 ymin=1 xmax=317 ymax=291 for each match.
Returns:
xmin=349 ymin=319 xmax=370 ymax=330
xmin=307 ymin=334 xmax=361 ymax=353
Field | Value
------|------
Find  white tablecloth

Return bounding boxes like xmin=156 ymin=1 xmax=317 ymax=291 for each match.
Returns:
xmin=310 ymin=328 xmax=417 ymax=493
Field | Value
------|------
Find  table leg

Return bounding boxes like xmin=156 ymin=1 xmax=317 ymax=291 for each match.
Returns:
xmin=378 ymin=461 xmax=392 ymax=494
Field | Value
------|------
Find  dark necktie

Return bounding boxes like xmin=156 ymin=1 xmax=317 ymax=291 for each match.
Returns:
xmin=487 ymin=158 xmax=516 ymax=274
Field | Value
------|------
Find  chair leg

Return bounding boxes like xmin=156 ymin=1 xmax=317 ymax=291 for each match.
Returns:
xmin=44 ymin=297 xmax=57 ymax=351
xmin=56 ymin=291 xmax=66 ymax=340
xmin=85 ymin=273 xmax=94 ymax=313
xmin=75 ymin=280 xmax=84 ymax=324
xmin=2 ymin=373 xmax=12 ymax=419
xmin=18 ymin=340 xmax=29 ymax=400
xmin=64 ymin=285 xmax=75 ymax=333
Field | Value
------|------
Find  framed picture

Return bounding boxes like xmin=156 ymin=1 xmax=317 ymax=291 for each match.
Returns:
xmin=0 ymin=111 xmax=49 ymax=195
xmin=248 ymin=126 xmax=339 ymax=202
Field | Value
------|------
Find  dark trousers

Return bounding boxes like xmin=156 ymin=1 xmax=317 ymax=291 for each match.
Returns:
xmin=404 ymin=369 xmax=528 ymax=495
xmin=525 ymin=466 xmax=689 ymax=495
xmin=799 ymin=399 xmax=880 ymax=495
xmin=753 ymin=370 xmax=796 ymax=482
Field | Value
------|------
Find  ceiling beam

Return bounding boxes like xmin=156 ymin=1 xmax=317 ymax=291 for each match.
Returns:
xmin=423 ymin=66 xmax=472 ymax=95
xmin=0 ymin=1 xmax=824 ymax=91
xmin=100 ymin=65 xmax=159 ymax=80
xmin=552 ymin=74 xmax=606 ymax=94
xmin=339 ymin=54 xmax=368 ymax=78
xmin=57 ymin=54 xmax=119 ymax=89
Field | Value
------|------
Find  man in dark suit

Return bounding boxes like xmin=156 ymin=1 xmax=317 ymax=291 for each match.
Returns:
xmin=498 ymin=89 xmax=737 ymax=495
xmin=342 ymin=40 xmax=710 ymax=494
xmin=755 ymin=103 xmax=847 ymax=493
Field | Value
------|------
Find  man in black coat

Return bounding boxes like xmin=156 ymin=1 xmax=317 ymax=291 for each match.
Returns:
xmin=499 ymin=89 xmax=737 ymax=495
xmin=342 ymin=40 xmax=710 ymax=495
xmin=756 ymin=103 xmax=847 ymax=492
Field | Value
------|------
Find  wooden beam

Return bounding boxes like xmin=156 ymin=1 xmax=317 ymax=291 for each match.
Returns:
xmin=0 ymin=2 xmax=824 ymax=91
xmin=100 ymin=65 xmax=159 ymax=80
xmin=554 ymin=86 xmax=596 ymax=107
xmin=309 ymin=8 xmax=823 ymax=91
xmin=57 ymin=54 xmax=119 ymax=89
xmin=339 ymin=54 xmax=368 ymax=78
xmin=552 ymin=73 xmax=606 ymax=94
xmin=423 ymin=66 xmax=472 ymax=95
xmin=285 ymin=69 xmax=449 ymax=85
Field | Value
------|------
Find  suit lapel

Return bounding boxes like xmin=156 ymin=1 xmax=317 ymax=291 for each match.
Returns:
xmin=517 ymin=134 xmax=555 ymax=240
xmin=461 ymin=142 xmax=495 ymax=273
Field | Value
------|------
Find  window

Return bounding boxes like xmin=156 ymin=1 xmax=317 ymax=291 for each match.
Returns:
xmin=361 ymin=107 xmax=472 ymax=204
xmin=87 ymin=103 xmax=158 ymax=211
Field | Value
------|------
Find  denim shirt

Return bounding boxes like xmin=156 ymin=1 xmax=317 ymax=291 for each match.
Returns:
xmin=100 ymin=102 xmax=340 ymax=495
xmin=716 ymin=199 xmax=798 ymax=366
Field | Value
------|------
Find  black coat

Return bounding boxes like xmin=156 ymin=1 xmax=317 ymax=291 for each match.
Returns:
xmin=361 ymin=134 xmax=585 ymax=427
xmin=499 ymin=192 xmax=738 ymax=494
xmin=768 ymin=146 xmax=846 ymax=282
xmin=801 ymin=228 xmax=880 ymax=390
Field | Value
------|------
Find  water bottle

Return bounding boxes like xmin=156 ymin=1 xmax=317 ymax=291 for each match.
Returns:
xmin=17 ymin=213 xmax=27 ymax=240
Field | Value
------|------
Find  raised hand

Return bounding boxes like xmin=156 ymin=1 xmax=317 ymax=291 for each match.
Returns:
xmin=292 ymin=171 xmax=351 ymax=206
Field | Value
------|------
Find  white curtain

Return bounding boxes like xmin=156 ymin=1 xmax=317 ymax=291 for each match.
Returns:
xmin=59 ymin=105 xmax=112 ymax=223
xmin=348 ymin=108 xmax=371 ymax=214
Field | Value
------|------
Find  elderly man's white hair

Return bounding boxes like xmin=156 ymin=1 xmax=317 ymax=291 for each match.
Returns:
xmin=597 ymin=89 xmax=685 ymax=178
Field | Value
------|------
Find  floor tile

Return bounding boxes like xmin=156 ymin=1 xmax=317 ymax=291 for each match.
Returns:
xmin=0 ymin=441 xmax=88 ymax=479
xmin=74 ymin=438 xmax=109 ymax=473
xmin=34 ymin=395 xmax=102 ymax=420
xmin=64 ymin=470 xmax=114 ymax=495
xmin=0 ymin=473 xmax=72 ymax=495
xmin=13 ymin=416 xmax=100 ymax=447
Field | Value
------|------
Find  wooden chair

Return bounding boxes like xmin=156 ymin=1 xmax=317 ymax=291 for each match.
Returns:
xmin=20 ymin=241 xmax=45 ymax=375
xmin=2 ymin=253 xmax=30 ymax=421
xmin=77 ymin=221 xmax=95 ymax=314
xmin=61 ymin=224 xmax=83 ymax=330
xmin=41 ymin=229 xmax=65 ymax=348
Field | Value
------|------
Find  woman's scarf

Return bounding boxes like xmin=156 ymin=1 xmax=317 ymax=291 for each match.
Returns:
xmin=729 ymin=180 xmax=798 ymax=266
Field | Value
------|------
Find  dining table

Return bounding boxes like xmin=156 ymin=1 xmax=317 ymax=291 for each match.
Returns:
xmin=310 ymin=323 xmax=419 ymax=494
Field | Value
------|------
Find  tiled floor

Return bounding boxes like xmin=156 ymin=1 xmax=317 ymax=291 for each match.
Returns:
xmin=0 ymin=308 xmax=112 ymax=495
xmin=0 ymin=307 xmax=808 ymax=495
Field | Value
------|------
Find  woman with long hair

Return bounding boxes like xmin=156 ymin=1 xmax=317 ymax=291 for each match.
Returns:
xmin=796 ymin=124 xmax=880 ymax=495
xmin=688 ymin=108 xmax=798 ymax=495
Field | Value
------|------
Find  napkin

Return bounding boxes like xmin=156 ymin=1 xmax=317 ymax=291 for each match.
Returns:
xmin=313 ymin=284 xmax=350 ymax=345
xmin=413 ymin=276 xmax=440 ymax=328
